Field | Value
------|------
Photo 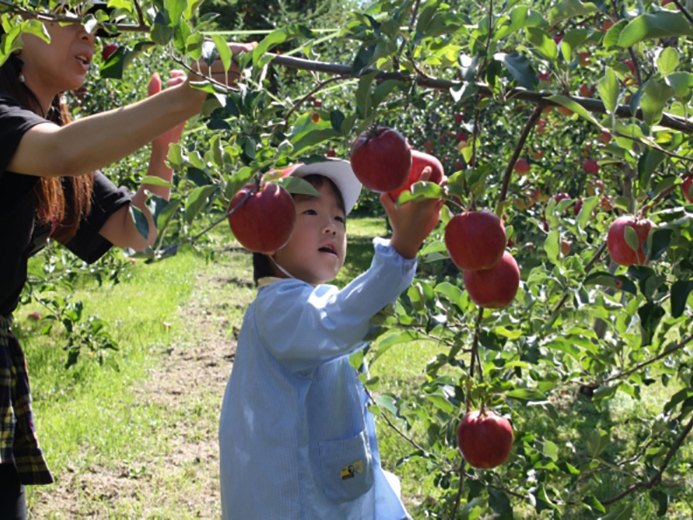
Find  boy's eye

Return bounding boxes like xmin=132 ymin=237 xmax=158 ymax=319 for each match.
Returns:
xmin=335 ymin=216 xmax=345 ymax=224
xmin=303 ymin=209 xmax=317 ymax=215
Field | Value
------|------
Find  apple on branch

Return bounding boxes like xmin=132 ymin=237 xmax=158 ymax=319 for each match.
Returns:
xmin=387 ymin=150 xmax=444 ymax=203
xmin=350 ymin=127 xmax=411 ymax=193
xmin=457 ymin=410 xmax=514 ymax=469
xmin=445 ymin=211 xmax=506 ymax=272
xmin=607 ymin=216 xmax=655 ymax=266
xmin=227 ymin=183 xmax=296 ymax=254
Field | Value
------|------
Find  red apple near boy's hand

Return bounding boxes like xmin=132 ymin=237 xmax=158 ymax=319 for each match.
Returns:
xmin=350 ymin=127 xmax=411 ymax=193
xmin=228 ymin=183 xmax=296 ymax=254
xmin=387 ymin=150 xmax=444 ymax=202
xmin=445 ymin=211 xmax=506 ymax=272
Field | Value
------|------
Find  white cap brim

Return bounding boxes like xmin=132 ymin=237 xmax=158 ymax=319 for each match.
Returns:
xmin=285 ymin=159 xmax=362 ymax=215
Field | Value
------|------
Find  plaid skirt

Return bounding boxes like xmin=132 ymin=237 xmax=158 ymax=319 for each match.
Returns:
xmin=0 ymin=314 xmax=53 ymax=485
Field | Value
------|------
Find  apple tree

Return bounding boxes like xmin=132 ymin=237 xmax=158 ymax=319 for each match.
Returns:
xmin=3 ymin=0 xmax=693 ymax=517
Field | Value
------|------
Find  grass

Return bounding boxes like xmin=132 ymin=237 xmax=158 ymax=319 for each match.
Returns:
xmin=13 ymin=217 xmax=693 ymax=519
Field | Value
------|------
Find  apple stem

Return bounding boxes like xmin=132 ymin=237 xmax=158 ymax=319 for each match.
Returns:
xmin=469 ymin=307 xmax=484 ymax=383
xmin=495 ymin=103 xmax=544 ymax=216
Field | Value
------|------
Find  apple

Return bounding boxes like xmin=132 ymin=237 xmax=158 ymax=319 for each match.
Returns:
xmin=463 ymin=252 xmax=520 ymax=309
xmin=579 ymin=83 xmax=592 ymax=97
xmin=227 ymin=182 xmax=296 ymax=254
xmin=601 ymin=195 xmax=614 ymax=211
xmin=514 ymin=158 xmax=530 ymax=175
xmin=682 ymin=176 xmax=693 ymax=202
xmin=583 ymin=159 xmax=600 ymax=174
xmin=538 ymin=72 xmax=551 ymax=83
xmin=350 ymin=127 xmax=411 ymax=193
xmin=457 ymin=410 xmax=514 ymax=469
xmin=454 ymin=113 xmax=464 ymax=124
xmin=423 ymin=141 xmax=434 ymax=152
xmin=27 ymin=311 xmax=42 ymax=320
xmin=578 ymin=51 xmax=591 ymax=66
xmin=326 ymin=149 xmax=336 ymax=158
xmin=529 ymin=148 xmax=544 ymax=160
xmin=561 ymin=240 xmax=571 ymax=256
xmin=102 ymin=43 xmax=118 ymax=61
xmin=602 ymin=19 xmax=614 ymax=31
xmin=607 ymin=216 xmax=655 ymax=266
xmin=558 ymin=106 xmax=574 ymax=117
xmin=573 ymin=197 xmax=583 ymax=216
xmin=597 ymin=131 xmax=612 ymax=145
xmin=387 ymin=150 xmax=444 ymax=202
xmin=445 ymin=211 xmax=506 ymax=271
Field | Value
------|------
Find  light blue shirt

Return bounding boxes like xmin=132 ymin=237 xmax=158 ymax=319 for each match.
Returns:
xmin=219 ymin=237 xmax=416 ymax=520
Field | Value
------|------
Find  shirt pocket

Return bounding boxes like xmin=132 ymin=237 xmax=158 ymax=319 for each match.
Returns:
xmin=318 ymin=429 xmax=374 ymax=504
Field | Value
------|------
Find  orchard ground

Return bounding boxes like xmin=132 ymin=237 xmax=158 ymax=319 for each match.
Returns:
xmin=15 ymin=217 xmax=692 ymax=519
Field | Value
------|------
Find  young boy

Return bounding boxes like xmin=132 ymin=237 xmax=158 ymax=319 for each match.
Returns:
xmin=219 ymin=159 xmax=443 ymax=519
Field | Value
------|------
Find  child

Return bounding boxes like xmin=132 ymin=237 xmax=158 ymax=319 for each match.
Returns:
xmin=219 ymin=159 xmax=443 ymax=519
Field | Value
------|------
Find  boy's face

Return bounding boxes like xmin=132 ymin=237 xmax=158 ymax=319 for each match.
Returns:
xmin=272 ymin=181 xmax=347 ymax=285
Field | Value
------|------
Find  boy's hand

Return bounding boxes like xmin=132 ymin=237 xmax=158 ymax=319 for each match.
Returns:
xmin=149 ymin=71 xmax=187 ymax=149
xmin=188 ymin=41 xmax=258 ymax=86
xmin=381 ymin=167 xmax=445 ymax=259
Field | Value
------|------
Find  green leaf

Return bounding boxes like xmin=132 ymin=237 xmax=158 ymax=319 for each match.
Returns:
xmin=600 ymin=504 xmax=634 ymax=520
xmin=495 ymin=53 xmax=537 ymax=91
xmin=184 ymin=185 xmax=216 ymax=223
xmin=638 ymin=302 xmax=665 ymax=346
xmin=129 ymin=205 xmax=150 ymax=243
xmin=561 ymin=28 xmax=590 ymax=61
xmin=645 ymin=228 xmax=672 ymax=261
xmin=618 ymin=12 xmax=693 ymax=47
xmin=671 ymin=280 xmax=693 ymax=318
xmin=355 ymin=71 xmax=378 ymax=119
xmin=140 ymin=176 xmax=174 ymax=188
xmin=374 ymin=393 xmax=399 ymax=416
xmin=352 ymin=44 xmax=376 ymax=77
xmin=546 ymin=95 xmax=601 ymax=127
xmin=506 ymin=388 xmax=547 ymax=401
xmin=603 ymin=19 xmax=628 ymax=49
xmin=488 ymin=489 xmax=513 ymax=519
xmin=493 ymin=6 xmax=546 ymax=41
xmin=637 ymin=149 xmax=665 ymax=191
xmin=276 ymin=176 xmax=320 ymax=197
xmin=598 ymin=68 xmax=619 ymax=115
xmin=548 ymin=0 xmax=598 ymax=26
xmin=545 ymin=230 xmax=560 ymax=264
xmin=624 ymin=226 xmax=640 ymax=254
xmin=577 ymin=196 xmax=599 ymax=231
xmin=657 ymin=47 xmax=679 ymax=76
xmin=586 ymin=428 xmax=609 ymax=458
xmin=372 ymin=79 xmax=402 ymax=109
xmin=211 ymin=34 xmax=232 ymax=75
xmin=397 ymin=181 xmax=446 ymax=205
xmin=164 ymin=0 xmax=188 ymax=26
xmin=526 ymin=27 xmax=558 ymax=61
xmin=583 ymin=496 xmax=606 ymax=514
xmin=641 ymin=78 xmax=674 ymax=127
xmin=435 ymin=282 xmax=466 ymax=310
xmin=649 ymin=489 xmax=669 ymax=518
xmin=543 ymin=440 xmax=559 ymax=461
xmin=666 ymin=72 xmax=693 ymax=101
xmin=584 ymin=272 xmax=638 ymax=294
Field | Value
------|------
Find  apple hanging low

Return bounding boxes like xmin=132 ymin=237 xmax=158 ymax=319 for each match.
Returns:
xmin=463 ymin=251 xmax=520 ymax=309
xmin=457 ymin=410 xmax=514 ymax=469
xmin=227 ymin=183 xmax=296 ymax=254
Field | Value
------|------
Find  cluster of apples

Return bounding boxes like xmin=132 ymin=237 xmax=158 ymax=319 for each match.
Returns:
xmin=445 ymin=211 xmax=520 ymax=309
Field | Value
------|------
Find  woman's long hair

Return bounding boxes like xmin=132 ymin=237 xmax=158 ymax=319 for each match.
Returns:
xmin=0 ymin=39 xmax=93 ymax=243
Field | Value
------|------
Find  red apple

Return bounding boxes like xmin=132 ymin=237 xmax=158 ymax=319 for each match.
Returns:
xmin=454 ymin=113 xmax=464 ymax=124
xmin=453 ymin=161 xmax=465 ymax=171
xmin=27 ymin=311 xmax=42 ymax=320
xmin=558 ymin=106 xmax=574 ymax=117
xmin=387 ymin=150 xmax=444 ymax=202
xmin=326 ymin=149 xmax=336 ymax=158
xmin=463 ymin=252 xmax=520 ymax=309
xmin=578 ymin=51 xmax=591 ymax=66
xmin=602 ymin=19 xmax=614 ymax=31
xmin=456 ymin=132 xmax=468 ymax=142
xmin=583 ymin=159 xmax=600 ymax=174
xmin=561 ymin=240 xmax=571 ymax=256
xmin=445 ymin=211 xmax=506 ymax=271
xmin=227 ymin=183 xmax=296 ymax=254
xmin=579 ymin=83 xmax=592 ymax=97
xmin=573 ymin=198 xmax=583 ymax=216
xmin=514 ymin=158 xmax=530 ymax=175
xmin=607 ymin=216 xmax=655 ymax=266
xmin=597 ymin=131 xmax=612 ymax=145
xmin=423 ymin=141 xmax=434 ymax=152
xmin=102 ymin=43 xmax=118 ymax=61
xmin=682 ymin=176 xmax=693 ymax=202
xmin=457 ymin=410 xmax=514 ymax=469
xmin=350 ymin=127 xmax=411 ymax=193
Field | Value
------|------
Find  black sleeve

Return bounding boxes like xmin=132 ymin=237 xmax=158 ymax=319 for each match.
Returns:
xmin=0 ymin=95 xmax=50 ymax=179
xmin=64 ymin=171 xmax=133 ymax=263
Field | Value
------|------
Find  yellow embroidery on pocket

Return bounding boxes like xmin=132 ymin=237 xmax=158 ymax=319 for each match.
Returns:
xmin=340 ymin=460 xmax=363 ymax=480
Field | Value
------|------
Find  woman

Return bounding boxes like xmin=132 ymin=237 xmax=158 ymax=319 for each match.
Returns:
xmin=0 ymin=15 xmax=254 ymax=518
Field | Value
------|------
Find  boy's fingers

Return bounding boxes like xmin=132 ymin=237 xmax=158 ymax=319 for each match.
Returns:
xmin=379 ymin=192 xmax=396 ymax=213
xmin=420 ymin=167 xmax=432 ymax=182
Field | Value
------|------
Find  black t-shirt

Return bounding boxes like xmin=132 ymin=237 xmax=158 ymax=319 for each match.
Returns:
xmin=0 ymin=94 xmax=133 ymax=316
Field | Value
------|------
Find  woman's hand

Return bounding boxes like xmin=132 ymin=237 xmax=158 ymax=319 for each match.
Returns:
xmin=381 ymin=167 xmax=445 ymax=259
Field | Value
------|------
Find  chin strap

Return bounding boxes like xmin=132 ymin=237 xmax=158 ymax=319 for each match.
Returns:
xmin=269 ymin=255 xmax=296 ymax=279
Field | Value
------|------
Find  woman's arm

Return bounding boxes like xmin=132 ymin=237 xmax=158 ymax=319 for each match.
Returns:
xmin=6 ymin=42 xmax=254 ymax=179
